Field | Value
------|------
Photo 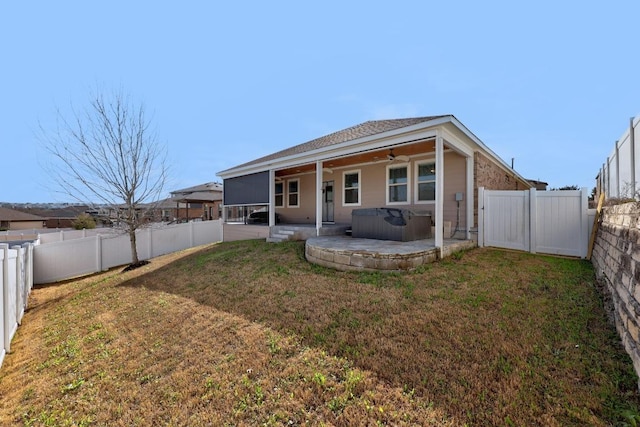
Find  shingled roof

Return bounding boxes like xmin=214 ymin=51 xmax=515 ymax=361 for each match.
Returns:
xmin=0 ymin=207 xmax=46 ymax=222
xmin=225 ymin=116 xmax=448 ymax=171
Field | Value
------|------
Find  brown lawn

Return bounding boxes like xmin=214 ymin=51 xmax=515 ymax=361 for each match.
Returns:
xmin=0 ymin=240 xmax=638 ymax=426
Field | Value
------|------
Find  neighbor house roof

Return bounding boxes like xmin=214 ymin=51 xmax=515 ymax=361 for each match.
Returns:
xmin=0 ymin=207 xmax=46 ymax=222
xmin=169 ymin=182 xmax=223 ymax=203
xmin=220 ymin=116 xmax=448 ymax=173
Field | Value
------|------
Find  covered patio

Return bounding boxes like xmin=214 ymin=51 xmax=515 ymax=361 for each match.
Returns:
xmin=218 ymin=116 xmax=532 ymax=262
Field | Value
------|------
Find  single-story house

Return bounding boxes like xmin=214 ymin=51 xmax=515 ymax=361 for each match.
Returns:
xmin=217 ymin=115 xmax=531 ymax=251
xmin=0 ymin=207 xmax=47 ymax=230
xmin=169 ymin=182 xmax=223 ymax=221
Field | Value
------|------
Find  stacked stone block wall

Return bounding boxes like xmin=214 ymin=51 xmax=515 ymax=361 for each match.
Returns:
xmin=591 ymin=202 xmax=640 ymax=381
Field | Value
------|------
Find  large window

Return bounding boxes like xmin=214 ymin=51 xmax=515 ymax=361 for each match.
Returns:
xmin=287 ymin=179 xmax=299 ymax=207
xmin=387 ymin=164 xmax=409 ymax=204
xmin=416 ymin=161 xmax=436 ymax=202
xmin=274 ymin=182 xmax=284 ymax=207
xmin=343 ymin=170 xmax=361 ymax=206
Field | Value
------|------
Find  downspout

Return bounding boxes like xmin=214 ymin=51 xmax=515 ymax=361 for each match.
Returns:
xmin=465 ymin=156 xmax=473 ymax=241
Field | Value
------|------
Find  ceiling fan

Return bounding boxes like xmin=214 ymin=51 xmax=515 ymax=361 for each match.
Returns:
xmin=387 ymin=148 xmax=410 ymax=162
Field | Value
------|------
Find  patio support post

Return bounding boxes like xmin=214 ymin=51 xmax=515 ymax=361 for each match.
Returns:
xmin=269 ymin=169 xmax=276 ymax=227
xmin=315 ymin=161 xmax=322 ymax=236
xmin=435 ymin=131 xmax=444 ymax=256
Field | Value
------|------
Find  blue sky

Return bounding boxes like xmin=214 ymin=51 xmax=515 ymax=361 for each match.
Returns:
xmin=2 ymin=1 xmax=639 ymax=202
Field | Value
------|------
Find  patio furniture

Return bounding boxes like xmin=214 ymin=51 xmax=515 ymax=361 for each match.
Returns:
xmin=351 ymin=208 xmax=432 ymax=241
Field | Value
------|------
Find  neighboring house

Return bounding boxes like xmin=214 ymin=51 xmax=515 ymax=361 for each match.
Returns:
xmin=217 ymin=115 xmax=531 ymax=249
xmin=0 ymin=207 xmax=46 ymax=230
xmin=14 ymin=205 xmax=89 ymax=228
xmin=169 ymin=182 xmax=223 ymax=221
xmin=528 ymin=180 xmax=549 ymax=191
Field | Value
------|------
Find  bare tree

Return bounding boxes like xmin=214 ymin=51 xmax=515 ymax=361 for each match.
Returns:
xmin=40 ymin=88 xmax=168 ymax=267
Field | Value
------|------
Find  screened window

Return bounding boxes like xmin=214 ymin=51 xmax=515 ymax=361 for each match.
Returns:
xmin=343 ymin=170 xmax=360 ymax=206
xmin=275 ymin=182 xmax=284 ymax=207
xmin=387 ymin=165 xmax=409 ymax=204
xmin=287 ymin=179 xmax=299 ymax=207
xmin=417 ymin=162 xmax=436 ymax=202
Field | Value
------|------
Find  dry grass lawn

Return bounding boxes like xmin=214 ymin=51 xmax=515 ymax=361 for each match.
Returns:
xmin=0 ymin=240 xmax=639 ymax=426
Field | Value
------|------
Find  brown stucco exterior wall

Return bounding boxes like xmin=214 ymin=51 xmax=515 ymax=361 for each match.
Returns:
xmin=471 ymin=152 xmax=532 ymax=230
xmin=474 ymin=152 xmax=528 ymax=191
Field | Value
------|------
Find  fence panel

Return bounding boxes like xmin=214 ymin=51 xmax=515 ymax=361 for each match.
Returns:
xmin=14 ymin=246 xmax=25 ymax=324
xmin=480 ymin=188 xmax=589 ymax=257
xmin=0 ymin=243 xmax=35 ymax=371
xmin=151 ymin=224 xmax=191 ymax=258
xmin=599 ymin=116 xmax=640 ymax=198
xmin=100 ymin=234 xmax=133 ymax=270
xmin=33 ymin=221 xmax=222 ymax=284
xmin=3 ymin=246 xmax=18 ymax=354
xmin=194 ymin=219 xmax=223 ymax=246
xmin=482 ymin=190 xmax=529 ymax=251
xmin=33 ymin=237 xmax=100 ymax=284
xmin=535 ymin=190 xmax=586 ymax=257
xmin=38 ymin=227 xmax=116 ymax=244
xmin=0 ymin=248 xmax=5 ymax=368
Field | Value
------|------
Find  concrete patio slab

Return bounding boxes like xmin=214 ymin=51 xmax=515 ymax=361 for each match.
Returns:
xmin=305 ymin=236 xmax=476 ymax=272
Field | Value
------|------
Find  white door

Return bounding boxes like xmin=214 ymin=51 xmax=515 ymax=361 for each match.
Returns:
xmin=322 ymin=181 xmax=334 ymax=223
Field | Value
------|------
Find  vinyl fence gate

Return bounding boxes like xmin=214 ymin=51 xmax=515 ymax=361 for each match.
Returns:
xmin=478 ymin=187 xmax=590 ymax=258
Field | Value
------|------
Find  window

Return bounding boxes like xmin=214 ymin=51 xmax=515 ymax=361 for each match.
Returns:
xmin=287 ymin=179 xmax=299 ymax=207
xmin=274 ymin=182 xmax=284 ymax=207
xmin=343 ymin=170 xmax=361 ymax=206
xmin=416 ymin=161 xmax=436 ymax=202
xmin=387 ymin=164 xmax=410 ymax=204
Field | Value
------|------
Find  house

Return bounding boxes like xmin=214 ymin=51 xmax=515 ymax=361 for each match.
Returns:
xmin=528 ymin=179 xmax=549 ymax=191
xmin=168 ymin=182 xmax=223 ymax=221
xmin=0 ymin=207 xmax=46 ymax=230
xmin=217 ymin=115 xmax=531 ymax=251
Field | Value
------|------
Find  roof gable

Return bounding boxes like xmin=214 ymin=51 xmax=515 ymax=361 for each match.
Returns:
xmin=221 ymin=116 xmax=448 ymax=173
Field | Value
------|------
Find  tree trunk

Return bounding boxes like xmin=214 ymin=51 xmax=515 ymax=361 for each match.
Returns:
xmin=129 ymin=229 xmax=139 ymax=265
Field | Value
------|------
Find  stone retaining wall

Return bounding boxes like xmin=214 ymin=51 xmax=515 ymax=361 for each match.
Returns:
xmin=591 ymin=202 xmax=640 ymax=381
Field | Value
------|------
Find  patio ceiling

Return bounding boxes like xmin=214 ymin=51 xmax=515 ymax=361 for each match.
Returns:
xmin=275 ymin=139 xmax=436 ymax=177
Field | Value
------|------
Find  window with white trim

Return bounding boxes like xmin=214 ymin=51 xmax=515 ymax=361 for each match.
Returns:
xmin=387 ymin=164 xmax=410 ymax=204
xmin=343 ymin=170 xmax=361 ymax=206
xmin=416 ymin=161 xmax=436 ymax=202
xmin=274 ymin=182 xmax=284 ymax=207
xmin=287 ymin=179 xmax=299 ymax=207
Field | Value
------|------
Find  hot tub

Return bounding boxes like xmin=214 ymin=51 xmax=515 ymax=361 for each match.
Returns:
xmin=351 ymin=208 xmax=432 ymax=241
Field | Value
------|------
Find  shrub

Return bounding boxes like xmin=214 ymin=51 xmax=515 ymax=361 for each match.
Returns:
xmin=72 ymin=213 xmax=96 ymax=230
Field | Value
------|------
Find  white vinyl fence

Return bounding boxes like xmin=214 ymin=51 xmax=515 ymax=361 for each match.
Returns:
xmin=0 ymin=243 xmax=34 ymax=370
xmin=34 ymin=220 xmax=222 ymax=284
xmin=478 ymin=187 xmax=594 ymax=258
xmin=598 ymin=115 xmax=640 ymax=199
xmin=38 ymin=227 xmax=117 ymax=244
